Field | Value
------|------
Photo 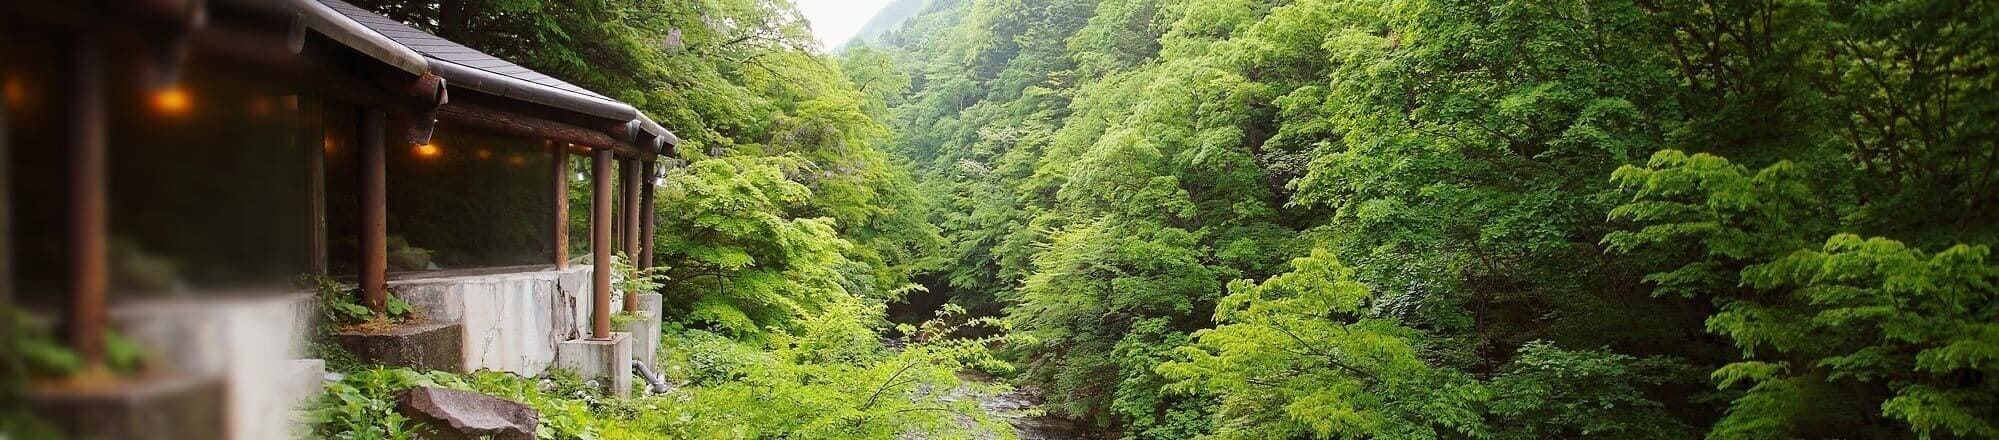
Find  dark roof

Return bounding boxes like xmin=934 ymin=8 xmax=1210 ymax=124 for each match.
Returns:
xmin=291 ymin=0 xmax=678 ymax=149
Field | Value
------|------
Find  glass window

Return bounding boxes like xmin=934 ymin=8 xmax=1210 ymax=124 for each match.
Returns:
xmin=384 ymin=125 xmax=555 ymax=272
xmin=323 ymin=103 xmax=360 ymax=277
xmin=2 ymin=22 xmax=71 ymax=306
xmin=105 ymin=56 xmax=314 ymax=295
xmin=563 ymin=151 xmax=629 ymax=266
xmin=566 ymin=151 xmax=594 ymax=265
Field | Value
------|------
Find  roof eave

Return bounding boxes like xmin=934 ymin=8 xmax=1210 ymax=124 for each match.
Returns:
xmin=294 ymin=0 xmax=637 ymax=123
xmin=286 ymin=0 xmax=427 ymax=74
xmin=427 ymin=60 xmax=638 ymax=122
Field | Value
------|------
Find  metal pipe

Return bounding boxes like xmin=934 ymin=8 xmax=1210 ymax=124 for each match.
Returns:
xmin=552 ymin=145 xmax=569 ymax=269
xmin=360 ymin=108 xmax=388 ymax=315
xmin=591 ymin=148 xmax=613 ymax=339
xmin=67 ymin=38 xmax=108 ymax=366
xmin=398 ymin=73 xmax=445 ymax=144
xmin=632 ymin=360 xmax=672 ymax=394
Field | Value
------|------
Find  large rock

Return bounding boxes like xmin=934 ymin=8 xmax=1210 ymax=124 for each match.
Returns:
xmin=395 ymin=386 xmax=538 ymax=440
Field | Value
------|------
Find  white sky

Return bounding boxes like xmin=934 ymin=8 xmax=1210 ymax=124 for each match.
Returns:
xmin=796 ymin=0 xmax=894 ymax=49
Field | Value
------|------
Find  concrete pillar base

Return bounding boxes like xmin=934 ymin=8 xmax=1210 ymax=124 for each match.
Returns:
xmin=556 ymin=332 xmax=632 ymax=398
xmin=334 ymin=321 xmax=464 ymax=372
xmin=631 ymin=293 xmax=663 ymax=369
xmin=27 ymin=374 xmax=226 ymax=440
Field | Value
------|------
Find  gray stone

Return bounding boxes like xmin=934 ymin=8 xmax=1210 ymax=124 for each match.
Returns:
xmin=556 ymin=332 xmax=632 ymax=398
xmin=335 ymin=321 xmax=464 ymax=372
xmin=395 ymin=386 xmax=538 ymax=440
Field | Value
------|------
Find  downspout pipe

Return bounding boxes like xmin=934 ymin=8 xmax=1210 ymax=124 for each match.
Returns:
xmin=398 ymin=73 xmax=447 ymax=144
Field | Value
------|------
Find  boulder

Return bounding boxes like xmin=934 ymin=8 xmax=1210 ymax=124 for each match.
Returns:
xmin=395 ymin=386 xmax=538 ymax=440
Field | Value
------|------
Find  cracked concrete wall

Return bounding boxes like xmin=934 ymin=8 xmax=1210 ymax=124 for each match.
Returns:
xmin=392 ymin=266 xmax=594 ymax=376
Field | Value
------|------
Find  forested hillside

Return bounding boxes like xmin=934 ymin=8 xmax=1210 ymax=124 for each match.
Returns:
xmin=849 ymin=0 xmax=1999 ymax=438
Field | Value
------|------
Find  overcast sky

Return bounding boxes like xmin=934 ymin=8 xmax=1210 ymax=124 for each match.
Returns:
xmin=796 ymin=0 xmax=894 ymax=49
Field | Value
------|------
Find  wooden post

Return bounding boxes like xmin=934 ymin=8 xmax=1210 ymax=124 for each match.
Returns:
xmin=621 ymin=158 xmax=640 ymax=312
xmin=551 ymin=145 xmax=569 ymax=269
xmin=67 ymin=39 xmax=108 ymax=366
xmin=360 ymin=108 xmax=388 ymax=315
xmin=590 ymin=148 xmax=613 ymax=339
xmin=638 ymin=161 xmax=656 ymax=272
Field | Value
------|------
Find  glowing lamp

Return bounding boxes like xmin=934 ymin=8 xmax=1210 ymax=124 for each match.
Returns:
xmin=3 ymin=76 xmax=23 ymax=108
xmin=476 ymin=149 xmax=493 ymax=160
xmin=415 ymin=143 xmax=441 ymax=157
xmin=150 ymin=87 xmax=192 ymax=115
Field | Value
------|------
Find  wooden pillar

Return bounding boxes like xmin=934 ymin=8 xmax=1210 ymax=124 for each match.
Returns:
xmin=551 ymin=145 xmax=569 ymax=269
xmin=66 ymin=38 xmax=108 ymax=366
xmin=620 ymin=158 xmax=640 ymax=312
xmin=360 ymin=108 xmax=388 ymax=315
xmin=638 ymin=161 xmax=656 ymax=271
xmin=590 ymin=148 xmax=613 ymax=339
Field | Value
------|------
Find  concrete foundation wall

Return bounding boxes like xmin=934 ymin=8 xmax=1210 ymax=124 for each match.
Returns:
xmin=391 ymin=266 xmax=595 ymax=376
xmin=113 ymin=292 xmax=322 ymax=440
xmin=103 ymin=265 xmax=619 ymax=438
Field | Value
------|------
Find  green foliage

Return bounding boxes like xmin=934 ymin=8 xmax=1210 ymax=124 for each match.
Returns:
xmin=1160 ymin=249 xmax=1485 ymax=439
xmin=1006 ymin=220 xmax=1221 ymax=427
xmin=0 ymin=308 xmax=58 ymax=439
xmin=1712 ymin=235 xmax=1999 ymax=438
xmin=1487 ymin=342 xmax=1693 ymax=439
xmin=0 ymin=306 xmax=146 ymax=381
xmin=608 ymin=311 xmax=643 ymax=333
xmin=644 ymin=302 xmax=1018 ymax=439
xmin=610 ymin=252 xmax=668 ymax=297
xmin=1612 ymin=150 xmax=1999 ymax=438
xmin=303 ymin=303 xmax=1022 ymax=439
xmin=305 ymin=275 xmax=417 ymax=326
xmin=305 ymin=368 xmax=438 ymax=439
xmin=1606 ymin=151 xmax=1823 ymax=299
xmin=652 ymin=156 xmax=862 ymax=336
xmin=306 ymin=367 xmax=608 ymax=440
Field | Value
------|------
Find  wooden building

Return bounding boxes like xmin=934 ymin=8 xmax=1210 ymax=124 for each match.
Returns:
xmin=2 ymin=0 xmax=676 ymax=437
